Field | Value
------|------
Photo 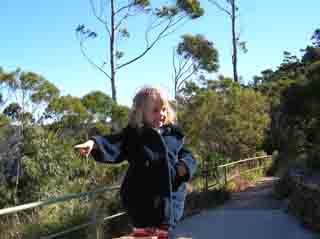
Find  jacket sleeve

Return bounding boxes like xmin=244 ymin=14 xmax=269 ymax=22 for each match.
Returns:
xmin=176 ymin=147 xmax=197 ymax=182
xmin=90 ymin=125 xmax=141 ymax=164
xmin=90 ymin=130 xmax=127 ymax=164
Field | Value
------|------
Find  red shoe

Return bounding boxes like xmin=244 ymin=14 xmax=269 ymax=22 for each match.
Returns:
xmin=155 ymin=229 xmax=168 ymax=239
xmin=155 ymin=226 xmax=169 ymax=239
xmin=129 ymin=228 xmax=157 ymax=238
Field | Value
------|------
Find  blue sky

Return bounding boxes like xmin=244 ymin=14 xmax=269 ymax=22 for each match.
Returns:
xmin=1 ymin=0 xmax=319 ymax=106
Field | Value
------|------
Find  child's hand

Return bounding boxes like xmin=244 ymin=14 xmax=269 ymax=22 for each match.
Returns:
xmin=177 ymin=163 xmax=188 ymax=177
xmin=74 ymin=140 xmax=95 ymax=157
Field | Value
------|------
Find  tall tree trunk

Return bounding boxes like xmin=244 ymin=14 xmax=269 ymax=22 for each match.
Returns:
xmin=110 ymin=0 xmax=119 ymax=132
xmin=231 ymin=0 xmax=238 ymax=82
xmin=110 ymin=0 xmax=117 ymax=103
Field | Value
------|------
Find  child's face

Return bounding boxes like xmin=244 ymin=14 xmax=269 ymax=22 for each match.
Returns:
xmin=143 ymin=97 xmax=167 ymax=128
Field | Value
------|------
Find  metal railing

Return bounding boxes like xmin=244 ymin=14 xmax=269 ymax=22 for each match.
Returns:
xmin=0 ymin=155 xmax=272 ymax=238
xmin=215 ymin=155 xmax=272 ymax=187
xmin=202 ymin=155 xmax=272 ymax=190
xmin=0 ymin=185 xmax=124 ymax=239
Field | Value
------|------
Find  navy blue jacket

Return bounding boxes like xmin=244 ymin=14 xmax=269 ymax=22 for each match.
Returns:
xmin=90 ymin=124 xmax=196 ymax=227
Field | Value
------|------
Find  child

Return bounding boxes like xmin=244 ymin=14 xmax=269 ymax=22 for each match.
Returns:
xmin=75 ymin=87 xmax=196 ymax=238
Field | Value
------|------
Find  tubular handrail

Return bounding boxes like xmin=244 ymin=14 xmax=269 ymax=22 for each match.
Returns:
xmin=0 ymin=185 xmax=120 ymax=216
xmin=218 ymin=155 xmax=271 ymax=168
xmin=41 ymin=212 xmax=126 ymax=239
xmin=0 ymin=156 xmax=272 ymax=216
xmin=208 ymin=155 xmax=272 ymax=189
xmin=0 ymin=154 xmax=273 ymax=238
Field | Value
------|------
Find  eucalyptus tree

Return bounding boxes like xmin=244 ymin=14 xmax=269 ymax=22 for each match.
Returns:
xmin=208 ymin=0 xmax=247 ymax=82
xmin=179 ymin=80 xmax=269 ymax=189
xmin=0 ymin=68 xmax=60 ymax=126
xmin=81 ymin=90 xmax=114 ymax=121
xmin=46 ymin=95 xmax=90 ymax=131
xmin=311 ymin=28 xmax=320 ymax=47
xmin=81 ymin=90 xmax=129 ymax=133
xmin=76 ymin=0 xmax=204 ymax=103
xmin=180 ymin=79 xmax=269 ymax=159
xmin=172 ymin=34 xmax=219 ymax=100
xmin=0 ymin=68 xmax=60 ymax=201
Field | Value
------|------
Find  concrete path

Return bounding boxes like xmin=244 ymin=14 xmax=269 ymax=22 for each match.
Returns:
xmin=172 ymin=177 xmax=318 ymax=239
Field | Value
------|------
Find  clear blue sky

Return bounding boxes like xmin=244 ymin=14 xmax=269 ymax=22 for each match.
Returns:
xmin=1 ymin=0 xmax=319 ymax=106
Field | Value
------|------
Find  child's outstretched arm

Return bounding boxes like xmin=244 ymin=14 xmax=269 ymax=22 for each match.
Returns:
xmin=89 ymin=134 xmax=125 ymax=164
xmin=75 ymin=130 xmax=126 ymax=164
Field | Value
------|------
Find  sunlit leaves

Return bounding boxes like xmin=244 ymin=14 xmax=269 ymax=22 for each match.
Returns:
xmin=81 ymin=90 xmax=113 ymax=121
xmin=46 ymin=95 xmax=89 ymax=128
xmin=31 ymin=80 xmax=60 ymax=104
xmin=111 ymin=104 xmax=129 ymax=129
xmin=0 ymin=113 xmax=10 ymax=127
xmin=177 ymin=0 xmax=204 ymax=19
xmin=155 ymin=6 xmax=179 ymax=17
xmin=133 ymin=0 xmax=150 ymax=9
xmin=180 ymin=83 xmax=269 ymax=160
xmin=156 ymin=0 xmax=203 ymax=19
xmin=177 ymin=34 xmax=219 ymax=72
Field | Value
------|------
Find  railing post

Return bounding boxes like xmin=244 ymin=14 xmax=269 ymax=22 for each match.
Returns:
xmin=224 ymin=167 xmax=227 ymax=186
xmin=90 ymin=194 xmax=103 ymax=239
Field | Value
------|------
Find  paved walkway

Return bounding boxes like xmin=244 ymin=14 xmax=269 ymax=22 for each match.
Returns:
xmin=172 ymin=177 xmax=318 ymax=239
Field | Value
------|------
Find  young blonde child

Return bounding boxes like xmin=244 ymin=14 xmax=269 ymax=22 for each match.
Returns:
xmin=75 ymin=87 xmax=196 ymax=238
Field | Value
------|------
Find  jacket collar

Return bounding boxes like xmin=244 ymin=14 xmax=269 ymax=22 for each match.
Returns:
xmin=161 ymin=124 xmax=184 ymax=140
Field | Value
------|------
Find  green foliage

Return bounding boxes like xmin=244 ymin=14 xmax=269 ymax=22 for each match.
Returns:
xmin=156 ymin=6 xmax=179 ymax=17
xmin=93 ymin=121 xmax=112 ymax=136
xmin=0 ymin=67 xmax=128 ymax=238
xmin=0 ymin=114 xmax=10 ymax=128
xmin=31 ymin=79 xmax=60 ymax=104
xmin=260 ymin=31 xmax=320 ymax=174
xmin=0 ymin=67 xmax=60 ymax=125
xmin=311 ymin=28 xmax=320 ymax=47
xmin=0 ymin=68 xmax=18 ymax=89
xmin=111 ymin=104 xmax=130 ymax=129
xmin=177 ymin=34 xmax=219 ymax=72
xmin=302 ymin=46 xmax=320 ymax=65
xmin=156 ymin=0 xmax=204 ymax=19
xmin=3 ymin=103 xmax=22 ymax=121
xmin=177 ymin=0 xmax=204 ymax=19
xmin=81 ymin=90 xmax=114 ymax=121
xmin=133 ymin=0 xmax=150 ymax=8
xmin=0 ymin=124 xmax=127 ymax=238
xmin=46 ymin=95 xmax=90 ymax=129
xmin=180 ymin=81 xmax=269 ymax=161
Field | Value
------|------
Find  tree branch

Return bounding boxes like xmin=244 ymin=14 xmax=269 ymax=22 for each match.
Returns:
xmin=80 ymin=40 xmax=112 ymax=81
xmin=173 ymin=55 xmax=194 ymax=94
xmin=173 ymin=48 xmax=178 ymax=84
xmin=208 ymin=0 xmax=231 ymax=16
xmin=160 ymin=15 xmax=188 ymax=39
xmin=179 ymin=59 xmax=193 ymax=78
xmin=115 ymin=3 xmax=133 ymax=15
xmin=90 ymin=0 xmax=111 ymax=37
xmin=177 ymin=65 xmax=197 ymax=90
xmin=117 ymin=17 xmax=175 ymax=69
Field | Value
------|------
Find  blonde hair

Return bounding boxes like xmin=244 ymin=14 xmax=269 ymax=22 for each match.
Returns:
xmin=128 ymin=86 xmax=176 ymax=128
